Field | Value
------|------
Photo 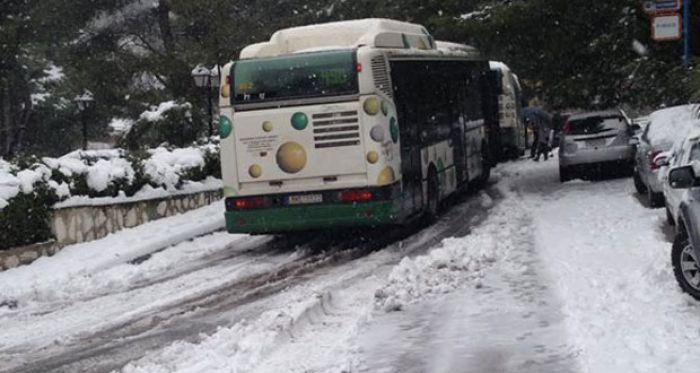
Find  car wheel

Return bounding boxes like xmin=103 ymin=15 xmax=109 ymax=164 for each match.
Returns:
xmin=559 ymin=166 xmax=571 ymax=183
xmin=633 ymin=171 xmax=647 ymax=194
xmin=647 ymin=189 xmax=665 ymax=208
xmin=672 ymin=234 xmax=700 ymax=301
xmin=666 ymin=207 xmax=676 ymax=226
xmin=425 ymin=170 xmax=440 ymax=222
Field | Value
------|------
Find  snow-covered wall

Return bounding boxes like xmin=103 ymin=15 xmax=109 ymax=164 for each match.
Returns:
xmin=50 ymin=189 xmax=221 ymax=248
xmin=0 ymin=189 xmax=222 ymax=271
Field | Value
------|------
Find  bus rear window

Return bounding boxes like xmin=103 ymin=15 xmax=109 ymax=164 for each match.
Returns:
xmin=233 ymin=50 xmax=358 ymax=104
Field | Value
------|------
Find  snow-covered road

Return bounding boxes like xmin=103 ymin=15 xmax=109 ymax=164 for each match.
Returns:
xmin=2 ymin=156 xmax=700 ymax=373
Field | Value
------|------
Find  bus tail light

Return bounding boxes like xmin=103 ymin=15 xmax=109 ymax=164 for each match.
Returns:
xmin=233 ymin=197 xmax=267 ymax=209
xmin=340 ymin=190 xmax=373 ymax=203
xmin=356 ymin=63 xmax=363 ymax=73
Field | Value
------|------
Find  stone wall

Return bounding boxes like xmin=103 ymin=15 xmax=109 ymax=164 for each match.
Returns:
xmin=51 ymin=190 xmax=222 ymax=247
xmin=0 ymin=241 xmax=58 ymax=271
xmin=0 ymin=189 xmax=222 ymax=271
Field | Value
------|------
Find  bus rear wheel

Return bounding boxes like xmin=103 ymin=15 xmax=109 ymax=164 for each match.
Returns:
xmin=426 ymin=171 xmax=440 ymax=221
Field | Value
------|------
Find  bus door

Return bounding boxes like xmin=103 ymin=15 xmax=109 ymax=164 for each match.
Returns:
xmin=392 ymin=61 xmax=424 ymax=214
xmin=400 ymin=125 xmax=423 ymax=213
xmin=450 ymin=67 xmax=470 ymax=185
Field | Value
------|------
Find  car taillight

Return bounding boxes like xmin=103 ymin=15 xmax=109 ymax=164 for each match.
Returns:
xmin=562 ymin=121 xmax=571 ymax=135
xmin=649 ymin=150 xmax=663 ymax=170
xmin=234 ymin=197 xmax=267 ymax=209
xmin=340 ymin=190 xmax=372 ymax=203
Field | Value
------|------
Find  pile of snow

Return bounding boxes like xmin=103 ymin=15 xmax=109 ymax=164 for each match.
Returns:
xmin=374 ymin=191 xmax=523 ymax=312
xmin=121 ymin=296 xmax=327 ymax=373
xmin=646 ymin=104 xmax=700 ymax=148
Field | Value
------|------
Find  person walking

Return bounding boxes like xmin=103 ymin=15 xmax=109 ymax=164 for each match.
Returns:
xmin=534 ymin=119 xmax=552 ymax=161
xmin=528 ymin=117 xmax=539 ymax=159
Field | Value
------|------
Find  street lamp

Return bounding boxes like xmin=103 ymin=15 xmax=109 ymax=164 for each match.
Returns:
xmin=74 ymin=89 xmax=95 ymax=150
xmin=191 ymin=65 xmax=220 ymax=139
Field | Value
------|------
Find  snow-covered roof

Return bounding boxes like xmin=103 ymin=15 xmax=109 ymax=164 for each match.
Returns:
xmin=240 ymin=18 xmax=437 ymax=59
xmin=647 ymin=104 xmax=700 ymax=147
xmin=436 ymin=41 xmax=478 ymax=54
xmin=489 ymin=60 xmax=511 ymax=72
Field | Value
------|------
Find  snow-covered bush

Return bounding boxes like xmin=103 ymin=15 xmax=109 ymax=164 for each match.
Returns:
xmin=0 ymin=161 xmax=60 ymax=249
xmin=0 ymin=143 xmax=221 ymax=251
xmin=121 ymin=101 xmax=205 ymax=150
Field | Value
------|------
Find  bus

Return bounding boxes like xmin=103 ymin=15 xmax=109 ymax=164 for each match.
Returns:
xmin=217 ymin=19 xmax=492 ymax=234
xmin=487 ymin=61 xmax=526 ymax=160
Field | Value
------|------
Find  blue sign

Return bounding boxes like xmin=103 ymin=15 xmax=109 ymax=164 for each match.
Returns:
xmin=655 ymin=0 xmax=680 ymax=11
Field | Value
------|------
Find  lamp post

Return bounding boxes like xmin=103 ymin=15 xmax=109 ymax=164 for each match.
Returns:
xmin=191 ymin=65 xmax=220 ymax=139
xmin=74 ymin=89 xmax=95 ymax=150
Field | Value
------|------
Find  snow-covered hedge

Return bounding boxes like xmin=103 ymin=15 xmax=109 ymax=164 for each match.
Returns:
xmin=0 ymin=143 xmax=221 ymax=250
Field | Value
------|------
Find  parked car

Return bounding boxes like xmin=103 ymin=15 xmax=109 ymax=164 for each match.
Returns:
xmin=661 ymin=126 xmax=700 ymax=224
xmin=631 ymin=116 xmax=649 ymax=139
xmin=558 ymin=109 xmax=634 ymax=182
xmin=667 ymin=164 xmax=700 ymax=300
xmin=633 ymin=104 xmax=700 ymax=207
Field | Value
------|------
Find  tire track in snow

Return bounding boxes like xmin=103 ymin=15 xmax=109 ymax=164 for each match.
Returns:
xmin=3 ymin=185 xmax=502 ymax=373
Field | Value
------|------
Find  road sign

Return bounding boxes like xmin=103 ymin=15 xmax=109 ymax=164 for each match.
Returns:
xmin=652 ymin=14 xmax=682 ymax=41
xmin=642 ymin=0 xmax=681 ymax=14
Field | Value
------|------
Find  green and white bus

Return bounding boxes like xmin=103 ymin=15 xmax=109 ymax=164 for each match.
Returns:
xmin=218 ymin=19 xmax=492 ymax=234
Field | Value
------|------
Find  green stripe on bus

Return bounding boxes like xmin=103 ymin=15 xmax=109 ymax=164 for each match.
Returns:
xmin=225 ymin=200 xmax=401 ymax=233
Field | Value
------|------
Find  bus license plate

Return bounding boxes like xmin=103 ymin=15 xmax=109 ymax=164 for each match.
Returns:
xmin=287 ymin=194 xmax=323 ymax=205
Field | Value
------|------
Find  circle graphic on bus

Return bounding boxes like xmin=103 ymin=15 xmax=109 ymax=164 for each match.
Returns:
xmin=367 ymin=151 xmax=379 ymax=164
xmin=370 ymin=125 xmax=385 ymax=142
xmin=249 ymin=164 xmax=262 ymax=178
xmin=276 ymin=142 xmax=307 ymax=174
xmin=381 ymin=100 xmax=389 ymax=116
xmin=377 ymin=166 xmax=395 ymax=186
xmin=389 ymin=117 xmax=399 ymax=143
xmin=219 ymin=115 xmax=233 ymax=139
xmin=364 ymin=97 xmax=380 ymax=116
xmin=262 ymin=121 xmax=273 ymax=132
xmin=291 ymin=112 xmax=308 ymax=130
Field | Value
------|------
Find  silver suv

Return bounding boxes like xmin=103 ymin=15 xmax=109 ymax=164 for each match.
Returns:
xmin=558 ymin=110 xmax=634 ymax=182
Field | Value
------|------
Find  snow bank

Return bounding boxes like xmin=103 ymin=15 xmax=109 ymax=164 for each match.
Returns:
xmin=121 ymin=295 xmax=328 ymax=373
xmin=0 ymin=200 xmax=226 ymax=306
xmin=374 ymin=191 xmax=524 ymax=312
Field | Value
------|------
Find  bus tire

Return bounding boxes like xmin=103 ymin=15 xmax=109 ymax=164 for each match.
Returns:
xmin=426 ymin=170 xmax=440 ymax=221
